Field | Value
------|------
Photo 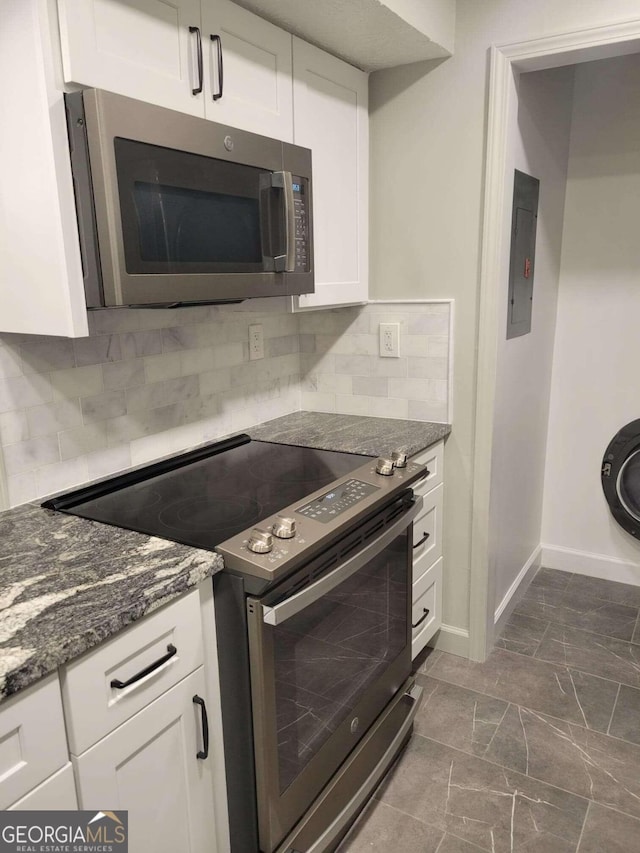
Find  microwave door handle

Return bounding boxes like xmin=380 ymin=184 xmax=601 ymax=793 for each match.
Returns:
xmin=261 ymin=496 xmax=423 ymax=626
xmin=270 ymin=171 xmax=296 ymax=273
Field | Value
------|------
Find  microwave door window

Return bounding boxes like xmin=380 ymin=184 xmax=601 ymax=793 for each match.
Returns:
xmin=114 ymin=138 xmax=273 ymax=275
xmin=133 ymin=182 xmax=262 ymax=265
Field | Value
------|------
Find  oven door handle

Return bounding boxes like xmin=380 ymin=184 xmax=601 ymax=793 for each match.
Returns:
xmin=261 ymin=496 xmax=423 ymax=626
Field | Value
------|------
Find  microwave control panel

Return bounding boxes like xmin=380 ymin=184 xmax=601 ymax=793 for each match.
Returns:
xmin=292 ymin=176 xmax=310 ymax=272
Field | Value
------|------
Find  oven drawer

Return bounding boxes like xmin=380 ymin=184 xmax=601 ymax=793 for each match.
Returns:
xmin=61 ymin=589 xmax=203 ymax=755
xmin=412 ymin=482 xmax=443 ymax=566
xmin=411 ymin=440 xmax=444 ymax=497
xmin=412 ymin=556 xmax=443 ymax=657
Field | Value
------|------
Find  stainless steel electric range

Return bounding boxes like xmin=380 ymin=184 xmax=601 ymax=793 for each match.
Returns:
xmin=44 ymin=434 xmax=428 ymax=853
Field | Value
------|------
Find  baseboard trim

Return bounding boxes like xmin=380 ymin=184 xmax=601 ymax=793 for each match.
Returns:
xmin=541 ymin=544 xmax=640 ymax=585
xmin=429 ymin=623 xmax=470 ymax=657
xmin=493 ymin=546 xmax=542 ymax=638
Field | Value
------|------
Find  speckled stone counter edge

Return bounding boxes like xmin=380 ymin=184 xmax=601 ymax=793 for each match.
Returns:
xmin=249 ymin=411 xmax=451 ymax=458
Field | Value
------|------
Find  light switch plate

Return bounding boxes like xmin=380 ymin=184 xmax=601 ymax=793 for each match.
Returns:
xmin=249 ymin=324 xmax=264 ymax=360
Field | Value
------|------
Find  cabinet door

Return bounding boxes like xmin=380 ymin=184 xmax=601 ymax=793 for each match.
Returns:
xmin=57 ymin=0 xmax=204 ymax=115
xmin=202 ymin=1 xmax=293 ymax=140
xmin=292 ymin=38 xmax=368 ymax=309
xmin=73 ymin=668 xmax=217 ymax=853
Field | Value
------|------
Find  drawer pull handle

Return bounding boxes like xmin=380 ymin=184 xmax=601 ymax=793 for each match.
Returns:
xmin=414 ymin=531 xmax=430 ymax=549
xmin=412 ymin=608 xmax=431 ymax=629
xmin=193 ymin=695 xmax=210 ymax=759
xmin=110 ymin=643 xmax=177 ymax=689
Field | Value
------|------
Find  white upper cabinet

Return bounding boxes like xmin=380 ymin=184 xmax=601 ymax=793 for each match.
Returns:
xmin=0 ymin=0 xmax=88 ymax=337
xmin=202 ymin=1 xmax=293 ymax=140
xmin=57 ymin=0 xmax=204 ymax=115
xmin=57 ymin=0 xmax=293 ymax=139
xmin=292 ymin=38 xmax=369 ymax=310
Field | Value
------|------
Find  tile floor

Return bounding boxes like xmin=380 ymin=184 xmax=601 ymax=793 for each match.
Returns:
xmin=339 ymin=567 xmax=640 ymax=852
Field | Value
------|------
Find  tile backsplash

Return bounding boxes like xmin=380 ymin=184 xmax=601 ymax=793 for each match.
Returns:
xmin=0 ymin=299 xmax=451 ymax=508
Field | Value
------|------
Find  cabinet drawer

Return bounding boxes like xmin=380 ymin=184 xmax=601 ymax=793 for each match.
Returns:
xmin=62 ymin=589 xmax=203 ymax=755
xmin=412 ymin=556 xmax=443 ymax=658
xmin=0 ymin=674 xmax=68 ymax=810
xmin=411 ymin=441 xmax=444 ymax=496
xmin=8 ymin=764 xmax=78 ymax=811
xmin=412 ymin=482 xmax=443 ymax=566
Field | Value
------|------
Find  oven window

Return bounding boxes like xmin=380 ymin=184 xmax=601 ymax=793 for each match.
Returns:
xmin=273 ymin=533 xmax=408 ymax=794
xmin=114 ymin=138 xmax=284 ymax=274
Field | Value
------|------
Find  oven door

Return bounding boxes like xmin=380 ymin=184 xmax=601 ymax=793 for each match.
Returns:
xmin=247 ymin=494 xmax=421 ymax=853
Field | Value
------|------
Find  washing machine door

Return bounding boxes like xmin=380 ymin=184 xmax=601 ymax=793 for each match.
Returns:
xmin=601 ymin=419 xmax=640 ymax=539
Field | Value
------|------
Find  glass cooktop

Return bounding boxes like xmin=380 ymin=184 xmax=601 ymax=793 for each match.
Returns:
xmin=43 ymin=437 xmax=367 ymax=551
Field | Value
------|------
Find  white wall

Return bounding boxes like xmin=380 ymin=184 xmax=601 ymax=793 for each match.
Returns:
xmin=542 ymin=53 xmax=640 ymax=582
xmin=490 ymin=66 xmax=574 ymax=617
xmin=369 ymin=0 xmax=640 ymax=645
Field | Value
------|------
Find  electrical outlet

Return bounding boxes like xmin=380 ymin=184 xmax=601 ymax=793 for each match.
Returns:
xmin=379 ymin=323 xmax=400 ymax=358
xmin=249 ymin=324 xmax=264 ymax=360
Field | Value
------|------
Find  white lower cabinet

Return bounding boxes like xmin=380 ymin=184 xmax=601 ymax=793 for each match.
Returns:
xmin=411 ymin=441 xmax=445 ymax=658
xmin=73 ymin=667 xmax=216 ymax=853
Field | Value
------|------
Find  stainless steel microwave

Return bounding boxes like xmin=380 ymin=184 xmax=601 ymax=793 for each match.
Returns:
xmin=65 ymin=89 xmax=313 ymax=308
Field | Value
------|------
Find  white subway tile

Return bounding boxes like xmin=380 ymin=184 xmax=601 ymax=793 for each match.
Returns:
xmin=107 ymin=404 xmax=183 ymax=445
xmin=3 ymin=436 xmax=60 ymax=476
xmin=371 ymin=358 xmax=408 ymax=378
xmin=27 ymin=400 xmax=83 ymax=438
xmin=352 ymin=376 xmax=389 ymax=397
xmin=161 ymin=326 xmax=201 ymax=352
xmin=144 ymin=352 xmax=182 ymax=383
xmin=81 ymin=390 xmax=127 ymax=423
xmin=407 ymin=357 xmax=448 ymax=380
xmin=408 ymin=315 xmax=450 ymax=336
xmin=334 ymin=354 xmax=372 ymax=375
xmin=199 ymin=368 xmax=232 ymax=396
xmin=428 ymin=336 xmax=450 ymax=358
xmin=103 ymin=359 xmax=146 ymax=391
xmin=0 ymin=410 xmax=29 ymax=445
xmin=0 ymin=345 xmax=23 ymax=379
xmin=74 ymin=335 xmax=122 ymax=367
xmin=86 ymin=445 xmax=132 ymax=480
xmin=367 ymin=397 xmax=409 ymax=419
xmin=120 ymin=330 xmax=163 ymax=359
xmin=90 ymin=309 xmax=141 ymax=334
xmin=408 ymin=400 xmax=449 ymax=422
xmin=403 ymin=336 xmax=431 ymax=358
xmin=335 ymin=395 xmax=371 ymax=416
xmin=0 ymin=374 xmax=54 ymax=413
xmin=180 ymin=347 xmax=216 ymax=376
xmin=300 ymin=391 xmax=335 ymax=412
xmin=20 ymin=339 xmax=75 ymax=373
xmin=50 ymin=365 xmax=103 ymax=401
xmin=36 ymin=457 xmax=89 ymax=499
xmin=59 ymin=422 xmax=109 ymax=460
xmin=7 ymin=471 xmax=37 ymax=507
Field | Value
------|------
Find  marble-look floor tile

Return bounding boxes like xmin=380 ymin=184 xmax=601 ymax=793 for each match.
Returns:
xmin=375 ymin=736 xmax=587 ymax=853
xmin=535 ymin=623 xmax=640 ymax=689
xmin=419 ymin=647 xmax=443 ymax=675
xmin=414 ymin=675 xmax=508 ymax=756
xmin=565 ymin=574 xmax=640 ymax=608
xmin=428 ymin=649 xmax=619 ymax=733
xmin=634 ymin=615 xmax=640 ymax=646
xmin=338 ymin=798 xmax=443 ymax=852
xmin=515 ymin=586 xmax=638 ymax=641
xmin=484 ymin=704 xmax=640 ymax=819
xmin=436 ymin=834 xmax=487 ymax=853
xmin=608 ymin=684 xmax=640 ymax=745
xmin=577 ymin=802 xmax=640 ymax=853
xmin=495 ymin=613 xmax=549 ymax=657
xmin=530 ymin=567 xmax=573 ymax=592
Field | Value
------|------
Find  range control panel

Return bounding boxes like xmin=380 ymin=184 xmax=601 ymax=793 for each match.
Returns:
xmin=292 ymin=176 xmax=309 ymax=272
xmin=297 ymin=479 xmax=378 ymax=523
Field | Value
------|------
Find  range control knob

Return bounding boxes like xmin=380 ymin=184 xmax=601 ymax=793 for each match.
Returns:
xmin=272 ymin=516 xmax=296 ymax=539
xmin=247 ymin=528 xmax=273 ymax=553
xmin=391 ymin=450 xmax=408 ymax=468
xmin=375 ymin=457 xmax=395 ymax=476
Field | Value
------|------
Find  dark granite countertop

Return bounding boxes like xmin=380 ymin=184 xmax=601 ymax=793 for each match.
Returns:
xmin=0 ymin=412 xmax=449 ymax=705
xmin=249 ymin=412 xmax=451 ymax=457
xmin=0 ymin=503 xmax=222 ymax=703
